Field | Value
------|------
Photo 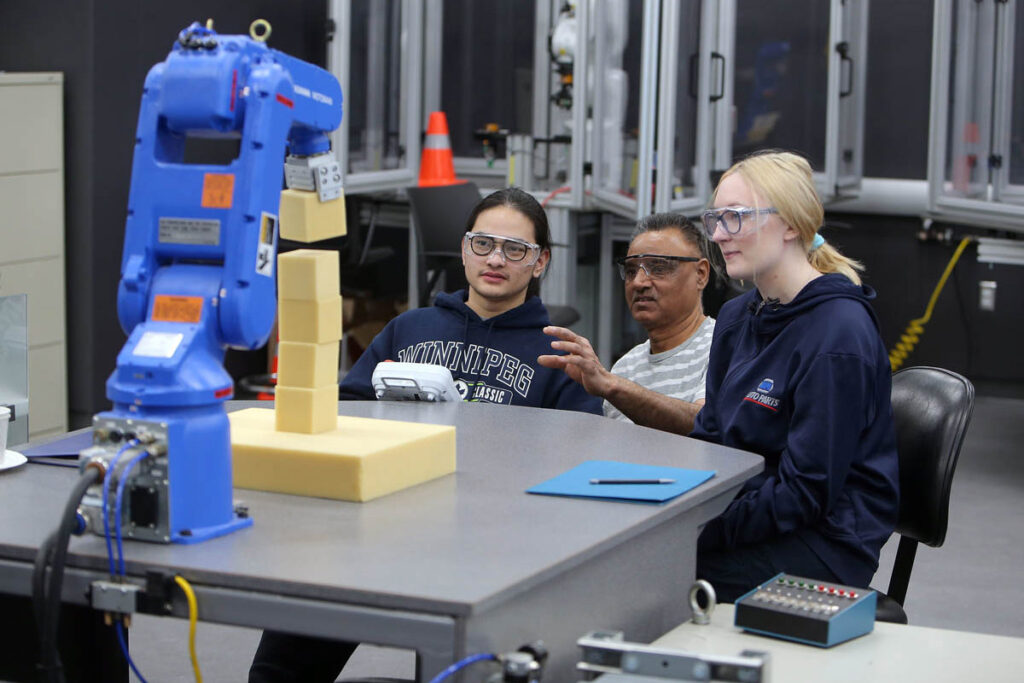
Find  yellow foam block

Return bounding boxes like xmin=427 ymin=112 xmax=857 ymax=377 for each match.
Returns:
xmin=278 ymin=296 xmax=342 ymax=343
xmin=277 ymin=249 xmax=339 ymax=301
xmin=279 ymin=188 xmax=347 ymax=242
xmin=275 ymin=385 xmax=338 ymax=434
xmin=278 ymin=341 xmax=339 ymax=388
xmin=230 ymin=407 xmax=456 ymax=501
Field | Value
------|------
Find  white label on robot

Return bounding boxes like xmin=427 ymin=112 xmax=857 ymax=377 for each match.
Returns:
xmin=255 ymin=212 xmax=277 ymax=277
xmin=158 ymin=218 xmax=221 ymax=246
xmin=133 ymin=332 xmax=183 ymax=358
xmin=292 ymin=84 xmax=334 ymax=106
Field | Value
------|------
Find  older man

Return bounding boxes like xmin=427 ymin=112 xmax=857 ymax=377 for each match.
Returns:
xmin=538 ymin=213 xmax=715 ymax=434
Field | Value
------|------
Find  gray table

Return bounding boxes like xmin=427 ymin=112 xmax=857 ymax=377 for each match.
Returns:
xmin=0 ymin=401 xmax=761 ymax=681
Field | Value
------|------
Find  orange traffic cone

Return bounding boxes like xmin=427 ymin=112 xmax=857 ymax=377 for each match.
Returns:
xmin=418 ymin=111 xmax=464 ymax=187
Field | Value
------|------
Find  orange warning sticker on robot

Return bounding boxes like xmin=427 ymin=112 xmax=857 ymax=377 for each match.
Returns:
xmin=152 ymin=295 xmax=204 ymax=323
xmin=202 ymin=173 xmax=235 ymax=208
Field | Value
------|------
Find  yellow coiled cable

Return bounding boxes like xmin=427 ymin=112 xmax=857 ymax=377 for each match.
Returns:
xmin=174 ymin=575 xmax=203 ymax=683
xmin=889 ymin=237 xmax=973 ymax=371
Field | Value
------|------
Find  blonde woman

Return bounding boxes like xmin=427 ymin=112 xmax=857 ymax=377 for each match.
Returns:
xmin=692 ymin=151 xmax=898 ymax=602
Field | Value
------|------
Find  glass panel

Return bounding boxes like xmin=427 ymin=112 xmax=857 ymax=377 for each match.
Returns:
xmin=944 ymin=0 xmax=995 ymax=198
xmin=835 ymin=0 xmax=866 ymax=185
xmin=732 ymin=0 xmax=830 ymax=170
xmin=0 ymin=295 xmax=29 ymax=446
xmin=1010 ymin=5 xmax=1024 ymax=186
xmin=347 ymin=0 xmax=405 ymax=173
xmin=594 ymin=0 xmax=645 ymax=199
xmin=669 ymin=0 xmax=703 ymax=200
xmin=440 ymin=0 xmax=536 ymax=159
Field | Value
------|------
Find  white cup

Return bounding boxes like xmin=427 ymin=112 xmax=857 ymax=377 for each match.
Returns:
xmin=0 ymin=406 xmax=9 ymax=454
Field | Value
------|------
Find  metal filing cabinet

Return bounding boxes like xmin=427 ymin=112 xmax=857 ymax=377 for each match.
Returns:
xmin=0 ymin=72 xmax=68 ymax=440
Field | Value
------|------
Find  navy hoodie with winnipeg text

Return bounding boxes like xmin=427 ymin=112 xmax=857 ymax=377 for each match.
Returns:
xmin=690 ymin=273 xmax=899 ymax=586
xmin=339 ymin=290 xmax=603 ymax=414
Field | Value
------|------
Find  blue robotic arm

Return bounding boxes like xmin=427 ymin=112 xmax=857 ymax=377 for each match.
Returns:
xmin=117 ymin=22 xmax=342 ymax=351
xmin=82 ymin=22 xmax=344 ymax=544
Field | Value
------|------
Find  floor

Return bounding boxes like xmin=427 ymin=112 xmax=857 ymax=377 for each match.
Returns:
xmin=43 ymin=395 xmax=1024 ymax=681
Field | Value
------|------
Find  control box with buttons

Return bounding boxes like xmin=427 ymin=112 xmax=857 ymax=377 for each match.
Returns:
xmin=734 ymin=573 xmax=876 ymax=647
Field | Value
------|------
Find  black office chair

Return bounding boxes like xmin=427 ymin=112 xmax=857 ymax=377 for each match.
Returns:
xmin=406 ymin=181 xmax=482 ymax=307
xmin=872 ymin=366 xmax=975 ymax=624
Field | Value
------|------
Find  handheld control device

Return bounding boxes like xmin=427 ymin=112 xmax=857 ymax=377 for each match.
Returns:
xmin=733 ymin=573 xmax=876 ymax=647
xmin=372 ymin=362 xmax=461 ymax=402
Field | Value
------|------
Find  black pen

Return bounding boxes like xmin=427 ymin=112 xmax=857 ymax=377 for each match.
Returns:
xmin=589 ymin=478 xmax=676 ymax=485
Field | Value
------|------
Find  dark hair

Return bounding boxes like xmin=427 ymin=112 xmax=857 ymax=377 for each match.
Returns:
xmin=631 ymin=212 xmax=726 ymax=284
xmin=464 ymin=187 xmax=552 ymax=298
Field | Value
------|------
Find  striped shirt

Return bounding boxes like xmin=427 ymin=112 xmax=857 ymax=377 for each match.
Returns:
xmin=603 ymin=316 xmax=716 ymax=423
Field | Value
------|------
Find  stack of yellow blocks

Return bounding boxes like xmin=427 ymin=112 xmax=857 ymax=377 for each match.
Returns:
xmin=275 ymin=250 xmax=343 ymax=434
xmin=230 ymin=192 xmax=456 ymax=502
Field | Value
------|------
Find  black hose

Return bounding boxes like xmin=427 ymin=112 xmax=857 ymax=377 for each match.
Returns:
xmin=32 ymin=531 xmax=57 ymax=663
xmin=36 ymin=467 xmax=101 ymax=683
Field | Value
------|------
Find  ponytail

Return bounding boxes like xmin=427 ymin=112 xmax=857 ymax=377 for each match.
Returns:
xmin=808 ymin=240 xmax=864 ymax=286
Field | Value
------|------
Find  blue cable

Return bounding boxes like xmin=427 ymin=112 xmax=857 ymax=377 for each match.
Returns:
xmin=115 ymin=621 xmax=149 ymax=683
xmin=428 ymin=653 xmax=497 ymax=683
xmin=102 ymin=440 xmax=138 ymax=576
xmin=113 ymin=449 xmax=151 ymax=577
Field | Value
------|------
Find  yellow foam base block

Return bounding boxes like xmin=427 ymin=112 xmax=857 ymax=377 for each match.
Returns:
xmin=230 ymin=407 xmax=456 ymax=502
xmin=279 ymin=188 xmax=347 ymax=242
xmin=277 ymin=250 xmax=340 ymax=300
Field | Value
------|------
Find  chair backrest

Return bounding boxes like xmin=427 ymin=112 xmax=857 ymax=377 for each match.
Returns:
xmin=891 ymin=366 xmax=975 ymax=547
xmin=406 ymin=182 xmax=482 ymax=306
xmin=406 ymin=181 xmax=482 ymax=257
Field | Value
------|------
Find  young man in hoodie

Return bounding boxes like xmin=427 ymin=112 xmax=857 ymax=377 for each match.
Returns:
xmin=692 ymin=150 xmax=899 ymax=602
xmin=249 ymin=188 xmax=599 ymax=683
xmin=336 ymin=187 xmax=601 ymax=414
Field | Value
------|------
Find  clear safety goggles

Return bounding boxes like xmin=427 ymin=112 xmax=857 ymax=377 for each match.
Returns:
xmin=701 ymin=207 xmax=778 ymax=238
xmin=463 ymin=232 xmax=541 ymax=265
xmin=615 ymin=254 xmax=701 ymax=282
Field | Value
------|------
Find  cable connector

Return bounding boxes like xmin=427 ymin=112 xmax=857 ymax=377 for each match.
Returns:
xmin=91 ymin=580 xmax=141 ymax=615
xmin=499 ymin=641 xmax=547 ymax=682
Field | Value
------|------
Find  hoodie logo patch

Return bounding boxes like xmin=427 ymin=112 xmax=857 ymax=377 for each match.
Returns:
xmin=745 ymin=378 xmax=780 ymax=412
xmin=461 ymin=380 xmax=512 ymax=405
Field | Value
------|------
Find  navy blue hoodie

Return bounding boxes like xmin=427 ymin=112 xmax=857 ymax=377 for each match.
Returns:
xmin=339 ymin=290 xmax=602 ymax=414
xmin=691 ymin=273 xmax=899 ymax=585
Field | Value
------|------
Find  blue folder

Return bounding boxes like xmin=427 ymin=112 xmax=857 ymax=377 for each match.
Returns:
xmin=19 ymin=430 xmax=94 ymax=467
xmin=527 ymin=459 xmax=715 ymax=504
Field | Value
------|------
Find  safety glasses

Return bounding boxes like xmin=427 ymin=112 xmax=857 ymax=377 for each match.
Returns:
xmin=463 ymin=232 xmax=541 ymax=265
xmin=701 ymin=207 xmax=778 ymax=238
xmin=615 ymin=254 xmax=701 ymax=282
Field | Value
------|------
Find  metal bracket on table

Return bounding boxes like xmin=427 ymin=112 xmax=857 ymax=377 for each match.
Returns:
xmin=576 ymin=630 xmax=769 ymax=682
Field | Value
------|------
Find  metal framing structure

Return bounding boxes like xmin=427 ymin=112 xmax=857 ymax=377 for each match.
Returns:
xmin=590 ymin=0 xmax=660 ymax=220
xmin=711 ymin=0 xmax=869 ymax=202
xmin=928 ymin=0 xmax=1024 ymax=233
xmin=655 ymin=0 xmax=716 ymax=214
xmin=328 ymin=0 xmax=423 ymax=194
xmin=332 ymin=0 xmax=872 ymax=217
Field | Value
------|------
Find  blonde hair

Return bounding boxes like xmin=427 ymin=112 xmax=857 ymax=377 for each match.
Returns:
xmin=716 ymin=150 xmax=864 ymax=285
